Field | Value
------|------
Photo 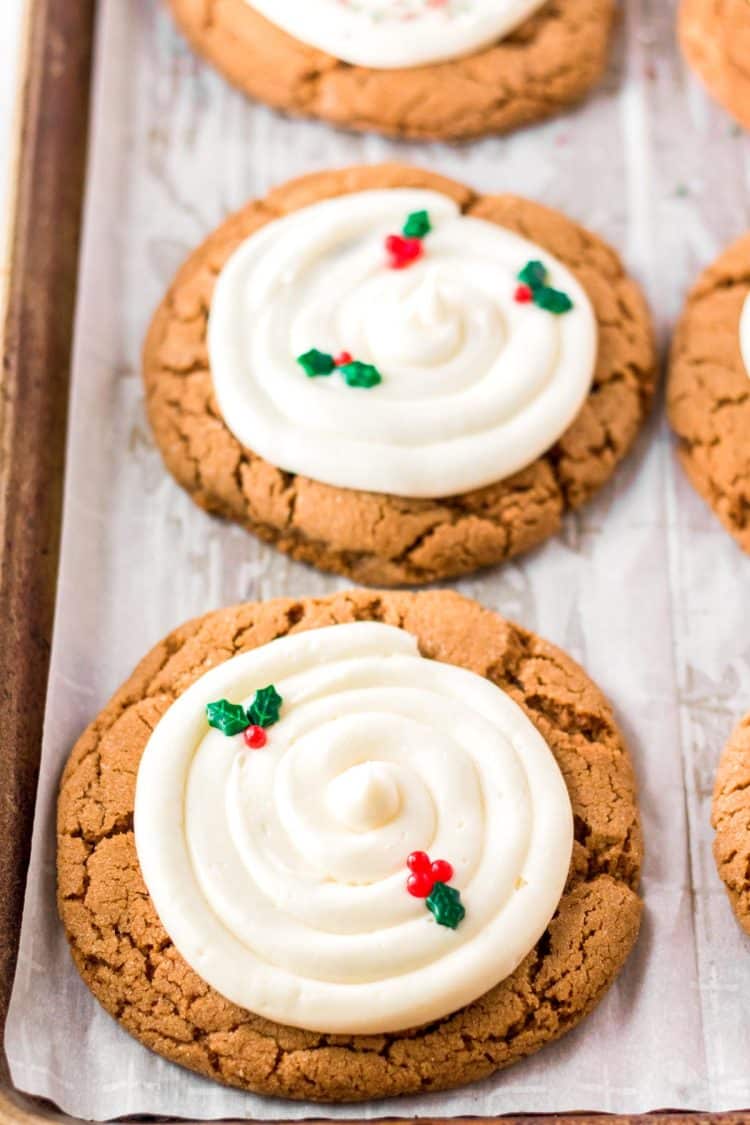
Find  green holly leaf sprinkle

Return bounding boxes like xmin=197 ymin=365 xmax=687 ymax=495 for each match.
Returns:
xmin=297 ymin=349 xmax=335 ymax=377
xmin=534 ymin=286 xmax=573 ymax=315
xmin=206 ymin=699 xmax=250 ymax=736
xmin=339 ymin=361 xmax=382 ymax=389
xmin=517 ymin=260 xmax=548 ymax=292
xmin=426 ymin=882 xmax=465 ymax=930
xmin=247 ymin=684 xmax=283 ymax=728
xmin=402 ymin=210 xmax=431 ymax=239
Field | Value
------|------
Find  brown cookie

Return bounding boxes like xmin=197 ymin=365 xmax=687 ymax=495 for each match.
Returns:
xmin=713 ymin=713 xmax=750 ymax=935
xmin=679 ymin=0 xmax=750 ymax=129
xmin=165 ymin=0 xmax=616 ymax=141
xmin=58 ymin=588 xmax=643 ymax=1101
xmin=143 ymin=164 xmax=657 ymax=587
xmin=667 ymin=233 xmax=750 ymax=552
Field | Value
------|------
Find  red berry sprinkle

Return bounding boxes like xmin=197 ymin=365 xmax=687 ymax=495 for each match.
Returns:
xmin=514 ymin=283 xmax=533 ymax=304
xmin=243 ymin=724 xmax=267 ymax=749
xmin=406 ymin=852 xmax=456 ymax=898
xmin=386 ymin=234 xmax=424 ymax=270
xmin=407 ymin=871 xmax=434 ymax=899
xmin=430 ymin=859 xmax=454 ymax=883
xmin=334 ymin=351 xmax=353 ymax=367
xmin=407 ymin=850 xmax=432 ymax=875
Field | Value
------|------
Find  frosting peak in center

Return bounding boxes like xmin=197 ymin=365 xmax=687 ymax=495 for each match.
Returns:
xmin=327 ymin=762 xmax=401 ymax=833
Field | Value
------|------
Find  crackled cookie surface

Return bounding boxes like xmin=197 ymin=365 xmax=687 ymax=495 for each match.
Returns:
xmin=165 ymin=0 xmax=615 ymax=140
xmin=58 ymin=589 xmax=643 ymax=1101
xmin=713 ymin=713 xmax=750 ymax=935
xmin=667 ymin=233 xmax=750 ymax=551
xmin=680 ymin=0 xmax=750 ymax=129
xmin=144 ymin=164 xmax=656 ymax=586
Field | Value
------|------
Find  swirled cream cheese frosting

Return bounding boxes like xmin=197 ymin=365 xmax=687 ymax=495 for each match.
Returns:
xmin=208 ymin=188 xmax=598 ymax=499
xmin=740 ymin=294 xmax=750 ymax=378
xmin=135 ymin=622 xmax=574 ymax=1035
xmin=244 ymin=0 xmax=548 ymax=69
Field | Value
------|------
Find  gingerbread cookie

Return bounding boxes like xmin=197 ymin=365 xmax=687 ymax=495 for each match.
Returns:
xmin=58 ymin=589 xmax=643 ymax=1101
xmin=679 ymin=0 xmax=750 ymax=130
xmin=144 ymin=164 xmax=657 ymax=586
xmin=667 ymin=233 xmax=750 ymax=552
xmin=713 ymin=713 xmax=750 ymax=935
xmin=166 ymin=0 xmax=616 ymax=141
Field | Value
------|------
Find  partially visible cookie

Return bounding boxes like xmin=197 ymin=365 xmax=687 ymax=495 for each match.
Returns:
xmin=667 ymin=233 xmax=750 ymax=551
xmin=58 ymin=589 xmax=644 ymax=1101
xmin=713 ymin=713 xmax=750 ymax=935
xmin=144 ymin=163 xmax=657 ymax=586
xmin=679 ymin=0 xmax=750 ymax=129
xmin=165 ymin=0 xmax=616 ymax=141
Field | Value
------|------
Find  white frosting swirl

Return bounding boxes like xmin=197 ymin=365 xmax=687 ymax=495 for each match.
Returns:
xmin=245 ymin=0 xmax=547 ymax=69
xmin=208 ymin=189 xmax=597 ymax=499
xmin=135 ymin=623 xmax=573 ymax=1035
xmin=740 ymin=293 xmax=750 ymax=378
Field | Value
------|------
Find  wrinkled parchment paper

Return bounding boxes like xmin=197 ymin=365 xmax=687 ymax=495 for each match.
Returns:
xmin=6 ymin=0 xmax=750 ymax=1116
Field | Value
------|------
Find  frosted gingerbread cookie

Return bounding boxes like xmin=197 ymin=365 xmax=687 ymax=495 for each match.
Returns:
xmin=144 ymin=164 xmax=657 ymax=586
xmin=58 ymin=589 xmax=643 ymax=1100
xmin=713 ymin=713 xmax=750 ymax=934
xmin=680 ymin=0 xmax=750 ymax=130
xmin=166 ymin=0 xmax=616 ymax=141
xmin=668 ymin=233 xmax=750 ymax=551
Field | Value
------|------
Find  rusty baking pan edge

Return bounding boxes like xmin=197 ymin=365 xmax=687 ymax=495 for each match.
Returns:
xmin=0 ymin=0 xmax=94 ymax=1116
xmin=0 ymin=0 xmax=743 ymax=1121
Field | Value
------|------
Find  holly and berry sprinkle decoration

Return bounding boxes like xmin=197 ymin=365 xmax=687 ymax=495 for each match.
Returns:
xmin=295 ymin=212 xmax=434 ymax=387
xmin=406 ymin=850 xmax=465 ymax=930
xmin=206 ymin=684 xmax=283 ymax=749
xmin=514 ymin=260 xmax=573 ymax=315
xmin=297 ymin=348 xmax=382 ymax=389
xmin=386 ymin=209 xmax=432 ymax=270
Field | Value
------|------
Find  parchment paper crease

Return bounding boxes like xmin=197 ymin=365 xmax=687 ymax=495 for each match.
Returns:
xmin=6 ymin=0 xmax=750 ymax=1116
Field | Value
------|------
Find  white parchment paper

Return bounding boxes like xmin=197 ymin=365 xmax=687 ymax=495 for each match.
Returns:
xmin=6 ymin=0 xmax=750 ymax=1116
